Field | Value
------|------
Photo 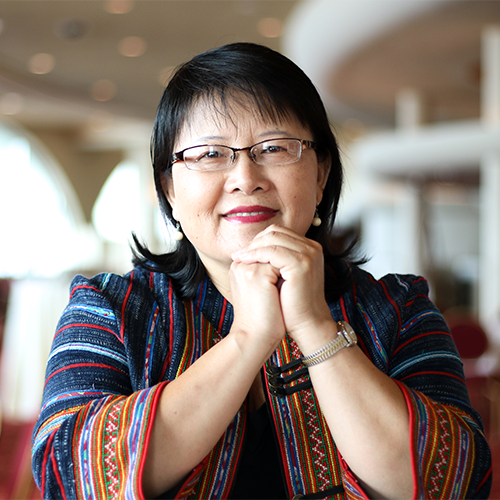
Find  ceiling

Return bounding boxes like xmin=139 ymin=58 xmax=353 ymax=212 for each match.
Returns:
xmin=0 ymin=0 xmax=298 ymax=137
xmin=1 ymin=0 xmax=499 ymax=142
xmin=329 ymin=0 xmax=500 ymax=124
xmin=285 ymin=0 xmax=500 ymax=127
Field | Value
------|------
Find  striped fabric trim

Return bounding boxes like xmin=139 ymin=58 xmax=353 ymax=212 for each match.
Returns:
xmin=175 ymin=301 xmax=216 ymax=378
xmin=398 ymin=382 xmax=475 ymax=499
xmin=265 ymin=336 xmax=344 ymax=499
xmin=195 ymin=411 xmax=246 ymax=499
xmin=176 ymin=294 xmax=246 ymax=500
xmin=356 ymin=299 xmax=389 ymax=368
xmin=389 ymin=351 xmax=463 ymax=378
xmin=70 ymin=384 xmax=165 ymax=500
xmin=33 ymin=406 xmax=86 ymax=455
xmin=173 ymin=295 xmax=243 ymax=499
xmin=143 ymin=304 xmax=160 ymax=388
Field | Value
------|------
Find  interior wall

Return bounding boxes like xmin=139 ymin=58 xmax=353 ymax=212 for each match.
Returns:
xmin=27 ymin=127 xmax=123 ymax=222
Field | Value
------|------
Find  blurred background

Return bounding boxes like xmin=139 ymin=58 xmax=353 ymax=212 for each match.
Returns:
xmin=1 ymin=0 xmax=500 ymax=497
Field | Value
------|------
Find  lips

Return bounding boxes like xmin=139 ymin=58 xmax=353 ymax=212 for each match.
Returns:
xmin=223 ymin=205 xmax=278 ymax=224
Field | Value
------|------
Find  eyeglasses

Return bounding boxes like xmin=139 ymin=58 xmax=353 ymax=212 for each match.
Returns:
xmin=172 ymin=138 xmax=317 ymax=172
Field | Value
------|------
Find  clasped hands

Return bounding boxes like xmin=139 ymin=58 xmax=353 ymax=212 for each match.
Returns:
xmin=230 ymin=224 xmax=336 ymax=354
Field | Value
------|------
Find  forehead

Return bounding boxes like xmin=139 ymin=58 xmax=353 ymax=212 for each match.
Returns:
xmin=175 ymin=95 xmax=307 ymax=147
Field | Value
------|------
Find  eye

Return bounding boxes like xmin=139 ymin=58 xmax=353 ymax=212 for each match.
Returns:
xmin=200 ymin=149 xmax=226 ymax=159
xmin=186 ymin=146 xmax=230 ymax=163
xmin=261 ymin=143 xmax=286 ymax=154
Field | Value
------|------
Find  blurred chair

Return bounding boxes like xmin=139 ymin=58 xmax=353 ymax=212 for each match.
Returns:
xmin=445 ymin=312 xmax=489 ymax=376
xmin=444 ymin=311 xmax=497 ymax=437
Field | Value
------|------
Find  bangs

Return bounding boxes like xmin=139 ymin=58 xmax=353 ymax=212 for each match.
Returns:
xmin=183 ymin=87 xmax=296 ymax=134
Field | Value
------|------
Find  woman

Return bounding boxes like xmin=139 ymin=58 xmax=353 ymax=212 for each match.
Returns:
xmin=32 ymin=43 xmax=491 ymax=499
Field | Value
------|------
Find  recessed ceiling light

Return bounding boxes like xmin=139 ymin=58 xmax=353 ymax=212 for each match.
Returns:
xmin=91 ymin=80 xmax=117 ymax=101
xmin=28 ymin=53 xmax=55 ymax=75
xmin=104 ymin=0 xmax=134 ymax=14
xmin=257 ymin=18 xmax=282 ymax=38
xmin=118 ymin=36 xmax=147 ymax=57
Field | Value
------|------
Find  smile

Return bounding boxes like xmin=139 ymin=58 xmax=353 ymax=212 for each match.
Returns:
xmin=226 ymin=211 xmax=273 ymax=217
xmin=223 ymin=206 xmax=278 ymax=224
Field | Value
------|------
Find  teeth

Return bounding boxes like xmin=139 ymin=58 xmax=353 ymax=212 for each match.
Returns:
xmin=228 ymin=211 xmax=270 ymax=216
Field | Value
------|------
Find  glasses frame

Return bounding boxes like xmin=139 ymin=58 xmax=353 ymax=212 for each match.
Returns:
xmin=171 ymin=138 xmax=317 ymax=171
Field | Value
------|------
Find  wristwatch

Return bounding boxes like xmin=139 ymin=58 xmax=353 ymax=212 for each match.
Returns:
xmin=301 ymin=320 xmax=357 ymax=367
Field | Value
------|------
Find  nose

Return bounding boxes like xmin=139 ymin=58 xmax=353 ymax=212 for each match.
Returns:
xmin=224 ymin=151 xmax=270 ymax=195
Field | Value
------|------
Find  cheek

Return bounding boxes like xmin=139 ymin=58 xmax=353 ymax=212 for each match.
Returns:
xmin=176 ymin=177 xmax=221 ymax=221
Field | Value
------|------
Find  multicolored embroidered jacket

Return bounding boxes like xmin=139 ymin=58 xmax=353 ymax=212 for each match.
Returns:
xmin=32 ymin=263 xmax=492 ymax=499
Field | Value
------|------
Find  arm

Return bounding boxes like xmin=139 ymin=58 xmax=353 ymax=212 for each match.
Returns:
xmin=143 ymin=261 xmax=287 ymax=496
xmin=383 ymin=274 xmax=491 ymax=499
xmin=31 ymin=274 xmax=166 ymax=500
xmin=232 ymin=225 xmax=412 ymax=498
xmin=231 ymin=225 xmax=491 ymax=499
xmin=34 ymin=270 xmax=285 ymax=499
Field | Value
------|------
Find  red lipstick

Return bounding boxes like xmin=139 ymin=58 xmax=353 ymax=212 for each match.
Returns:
xmin=222 ymin=205 xmax=277 ymax=224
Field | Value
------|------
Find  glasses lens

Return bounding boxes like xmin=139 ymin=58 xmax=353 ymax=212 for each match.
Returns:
xmin=183 ymin=145 xmax=232 ymax=171
xmin=252 ymin=139 xmax=301 ymax=166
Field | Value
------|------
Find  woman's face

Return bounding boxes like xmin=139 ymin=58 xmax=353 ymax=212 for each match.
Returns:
xmin=164 ymin=98 xmax=330 ymax=276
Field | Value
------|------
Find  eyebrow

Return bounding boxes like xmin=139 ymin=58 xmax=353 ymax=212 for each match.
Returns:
xmin=194 ymin=130 xmax=293 ymax=144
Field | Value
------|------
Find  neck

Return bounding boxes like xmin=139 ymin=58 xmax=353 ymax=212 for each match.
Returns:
xmin=200 ymin=257 xmax=233 ymax=303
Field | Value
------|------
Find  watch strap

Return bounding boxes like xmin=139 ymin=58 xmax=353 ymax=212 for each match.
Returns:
xmin=301 ymin=321 xmax=357 ymax=367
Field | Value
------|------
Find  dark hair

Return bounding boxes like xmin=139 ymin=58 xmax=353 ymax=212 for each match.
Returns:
xmin=133 ymin=42 xmax=357 ymax=298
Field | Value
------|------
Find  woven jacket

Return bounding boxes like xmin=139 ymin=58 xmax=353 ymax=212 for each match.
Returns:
xmin=32 ymin=263 xmax=492 ymax=499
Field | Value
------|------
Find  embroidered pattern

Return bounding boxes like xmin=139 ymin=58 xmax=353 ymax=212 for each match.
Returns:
xmin=405 ymin=385 xmax=474 ymax=499
xmin=175 ymin=298 xmax=242 ymax=499
xmin=31 ymin=269 xmax=491 ymax=499
xmin=70 ymin=386 xmax=164 ymax=500
xmin=265 ymin=336 xmax=344 ymax=498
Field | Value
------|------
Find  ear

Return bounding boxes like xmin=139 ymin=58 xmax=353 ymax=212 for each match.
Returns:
xmin=162 ymin=173 xmax=178 ymax=220
xmin=316 ymin=155 xmax=331 ymax=205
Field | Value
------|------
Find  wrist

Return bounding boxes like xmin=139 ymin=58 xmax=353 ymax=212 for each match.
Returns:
xmin=300 ymin=321 xmax=358 ymax=367
xmin=292 ymin=317 xmax=339 ymax=355
xmin=228 ymin=324 xmax=283 ymax=361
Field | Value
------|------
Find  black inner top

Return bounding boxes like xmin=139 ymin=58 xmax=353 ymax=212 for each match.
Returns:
xmin=158 ymin=403 xmax=287 ymax=499
xmin=230 ymin=403 xmax=287 ymax=499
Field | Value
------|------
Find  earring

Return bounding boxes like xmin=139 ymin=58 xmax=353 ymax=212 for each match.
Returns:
xmin=173 ymin=220 xmax=184 ymax=241
xmin=312 ymin=209 xmax=322 ymax=227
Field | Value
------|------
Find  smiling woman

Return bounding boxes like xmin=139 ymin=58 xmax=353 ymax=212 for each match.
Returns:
xmin=163 ymin=102 xmax=327 ymax=297
xmin=32 ymin=43 xmax=491 ymax=500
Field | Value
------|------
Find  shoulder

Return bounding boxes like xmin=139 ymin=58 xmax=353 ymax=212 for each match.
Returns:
xmin=68 ymin=264 xmax=176 ymax=309
xmin=65 ymin=265 xmax=184 ymax=347
xmin=60 ymin=266 xmax=185 ymax=385
xmin=350 ymin=266 xmax=431 ymax=307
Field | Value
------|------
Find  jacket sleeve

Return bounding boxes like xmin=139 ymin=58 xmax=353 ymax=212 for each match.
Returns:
xmin=342 ymin=273 xmax=491 ymax=500
xmin=31 ymin=274 xmax=167 ymax=500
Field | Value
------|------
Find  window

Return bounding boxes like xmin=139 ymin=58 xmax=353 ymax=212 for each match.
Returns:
xmin=0 ymin=118 xmax=89 ymax=277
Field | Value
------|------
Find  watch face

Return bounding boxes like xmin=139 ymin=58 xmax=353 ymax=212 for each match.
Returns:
xmin=339 ymin=321 xmax=357 ymax=345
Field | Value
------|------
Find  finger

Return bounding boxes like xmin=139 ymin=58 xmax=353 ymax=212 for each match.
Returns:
xmin=232 ymin=229 xmax=319 ymax=261
xmin=232 ymin=246 xmax=316 ymax=284
xmin=251 ymin=224 xmax=307 ymax=247
xmin=232 ymin=236 xmax=321 ymax=268
xmin=230 ymin=260 xmax=281 ymax=286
